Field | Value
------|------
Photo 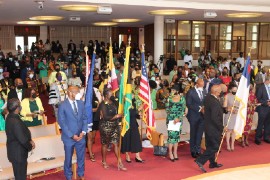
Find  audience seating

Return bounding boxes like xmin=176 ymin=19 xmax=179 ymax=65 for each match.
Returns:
xmin=0 ymin=123 xmax=60 ymax=145
xmin=0 ymin=135 xmax=77 ymax=180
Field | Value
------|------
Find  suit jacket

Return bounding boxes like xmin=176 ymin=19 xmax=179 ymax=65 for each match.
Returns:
xmin=7 ymin=88 xmax=25 ymax=101
xmin=63 ymin=68 xmax=73 ymax=79
xmin=256 ymin=84 xmax=270 ymax=111
xmin=204 ymin=94 xmax=223 ymax=136
xmin=5 ymin=113 xmax=32 ymax=163
xmin=186 ymin=87 xmax=206 ymax=120
xmin=58 ymin=98 xmax=88 ymax=144
xmin=20 ymin=66 xmax=35 ymax=86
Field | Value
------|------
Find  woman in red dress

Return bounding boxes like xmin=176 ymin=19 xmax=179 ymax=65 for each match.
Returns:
xmin=242 ymin=84 xmax=259 ymax=147
xmin=219 ymin=68 xmax=231 ymax=87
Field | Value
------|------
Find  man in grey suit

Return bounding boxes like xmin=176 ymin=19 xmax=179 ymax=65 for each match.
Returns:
xmin=255 ymin=67 xmax=267 ymax=95
xmin=63 ymin=62 xmax=73 ymax=79
xmin=58 ymin=86 xmax=87 ymax=180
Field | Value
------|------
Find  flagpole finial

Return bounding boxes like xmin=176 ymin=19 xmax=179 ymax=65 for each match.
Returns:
xmin=128 ymin=35 xmax=131 ymax=47
xmin=84 ymin=46 xmax=88 ymax=53
xmin=141 ymin=44 xmax=145 ymax=53
xmin=94 ymin=45 xmax=96 ymax=54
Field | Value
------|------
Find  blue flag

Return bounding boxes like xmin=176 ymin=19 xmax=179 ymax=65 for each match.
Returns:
xmin=84 ymin=53 xmax=96 ymax=132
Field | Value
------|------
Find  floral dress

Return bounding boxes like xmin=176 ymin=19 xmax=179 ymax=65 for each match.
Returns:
xmin=0 ymin=99 xmax=5 ymax=131
xmin=166 ymin=96 xmax=186 ymax=144
xmin=243 ymin=91 xmax=258 ymax=135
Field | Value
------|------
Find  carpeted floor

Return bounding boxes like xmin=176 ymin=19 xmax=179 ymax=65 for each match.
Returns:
xmin=37 ymin=94 xmax=270 ymax=180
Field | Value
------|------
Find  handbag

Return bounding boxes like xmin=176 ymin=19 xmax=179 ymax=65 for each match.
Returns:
xmin=153 ymin=133 xmax=168 ymax=156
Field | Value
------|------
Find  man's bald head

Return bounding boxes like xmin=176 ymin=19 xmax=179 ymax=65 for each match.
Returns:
xmin=211 ymin=85 xmax=222 ymax=97
xmin=196 ymin=78 xmax=204 ymax=88
xmin=67 ymin=86 xmax=80 ymax=100
xmin=15 ymin=78 xmax=23 ymax=87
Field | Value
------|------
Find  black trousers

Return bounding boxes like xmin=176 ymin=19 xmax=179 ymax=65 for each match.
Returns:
xmin=256 ymin=108 xmax=270 ymax=141
xmin=196 ymin=133 xmax=221 ymax=165
xmin=12 ymin=161 xmax=27 ymax=180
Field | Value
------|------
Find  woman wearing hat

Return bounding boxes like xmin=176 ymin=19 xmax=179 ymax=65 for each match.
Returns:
xmin=166 ymin=84 xmax=186 ymax=161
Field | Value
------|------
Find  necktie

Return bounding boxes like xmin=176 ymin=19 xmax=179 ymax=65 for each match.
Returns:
xmin=199 ymin=90 xmax=203 ymax=100
xmin=73 ymin=101 xmax=78 ymax=115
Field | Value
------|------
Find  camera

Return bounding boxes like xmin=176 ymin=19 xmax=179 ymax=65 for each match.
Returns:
xmin=38 ymin=2 xmax=43 ymax=10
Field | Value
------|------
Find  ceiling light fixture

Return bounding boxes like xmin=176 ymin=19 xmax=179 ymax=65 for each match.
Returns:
xmin=93 ymin=22 xmax=118 ymax=26
xmin=149 ymin=9 xmax=188 ymax=15
xmin=112 ymin=19 xmax=140 ymax=23
xmin=59 ymin=4 xmax=97 ymax=12
xmin=29 ymin=16 xmax=64 ymax=21
xmin=226 ymin=13 xmax=262 ymax=18
xmin=17 ymin=21 xmax=46 ymax=25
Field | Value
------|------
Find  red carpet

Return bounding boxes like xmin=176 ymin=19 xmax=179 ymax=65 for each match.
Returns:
xmin=33 ymin=133 xmax=270 ymax=180
xmin=37 ymin=95 xmax=270 ymax=180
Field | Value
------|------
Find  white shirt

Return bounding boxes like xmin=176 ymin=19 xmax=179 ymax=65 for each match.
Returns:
xmin=95 ymin=58 xmax=101 ymax=69
xmin=68 ymin=98 xmax=78 ymax=113
xmin=16 ymin=88 xmax=23 ymax=102
xmin=195 ymin=86 xmax=203 ymax=101
xmin=184 ymin=55 xmax=193 ymax=68
xmin=236 ymin=57 xmax=245 ymax=69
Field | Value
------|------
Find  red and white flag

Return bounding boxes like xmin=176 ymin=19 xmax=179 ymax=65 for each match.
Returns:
xmin=107 ymin=44 xmax=119 ymax=93
xmin=139 ymin=51 xmax=156 ymax=139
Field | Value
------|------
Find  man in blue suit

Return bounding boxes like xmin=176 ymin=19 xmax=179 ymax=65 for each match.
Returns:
xmin=255 ymin=76 xmax=270 ymax=145
xmin=58 ymin=86 xmax=87 ymax=180
xmin=186 ymin=78 xmax=206 ymax=158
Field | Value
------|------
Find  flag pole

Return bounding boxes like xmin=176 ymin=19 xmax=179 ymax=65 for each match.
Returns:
xmin=140 ymin=44 xmax=145 ymax=141
xmin=215 ymin=48 xmax=252 ymax=162
xmin=215 ymin=99 xmax=236 ymax=162
xmin=118 ymin=35 xmax=131 ymax=166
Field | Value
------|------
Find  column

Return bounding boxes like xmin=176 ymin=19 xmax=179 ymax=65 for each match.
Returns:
xmin=154 ymin=15 xmax=164 ymax=74
xmin=40 ymin=26 xmax=48 ymax=42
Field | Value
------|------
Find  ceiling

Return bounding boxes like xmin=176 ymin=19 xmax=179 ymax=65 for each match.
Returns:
xmin=0 ymin=0 xmax=270 ymax=27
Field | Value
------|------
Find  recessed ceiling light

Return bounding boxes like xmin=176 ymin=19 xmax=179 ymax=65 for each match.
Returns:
xmin=17 ymin=21 xmax=46 ymax=25
xmin=226 ymin=13 xmax=262 ymax=18
xmin=193 ymin=21 xmax=205 ymax=24
xmin=59 ymin=5 xmax=97 ymax=12
xmin=112 ymin=19 xmax=140 ymax=23
xmin=93 ymin=22 xmax=118 ymax=26
xmin=29 ymin=16 xmax=64 ymax=21
xmin=149 ymin=9 xmax=188 ymax=15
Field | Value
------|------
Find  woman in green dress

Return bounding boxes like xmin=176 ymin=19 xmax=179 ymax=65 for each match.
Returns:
xmin=38 ymin=57 xmax=48 ymax=79
xmin=166 ymin=84 xmax=186 ymax=162
xmin=149 ymin=80 xmax=157 ymax=110
xmin=132 ymin=77 xmax=142 ymax=110
xmin=20 ymin=88 xmax=45 ymax=127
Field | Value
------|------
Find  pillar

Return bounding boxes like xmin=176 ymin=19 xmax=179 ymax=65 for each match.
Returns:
xmin=154 ymin=15 xmax=164 ymax=74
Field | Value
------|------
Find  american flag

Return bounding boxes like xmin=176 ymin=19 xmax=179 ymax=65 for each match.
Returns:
xmin=139 ymin=51 xmax=156 ymax=140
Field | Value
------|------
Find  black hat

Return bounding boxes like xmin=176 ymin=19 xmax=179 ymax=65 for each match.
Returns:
xmin=171 ymin=84 xmax=180 ymax=91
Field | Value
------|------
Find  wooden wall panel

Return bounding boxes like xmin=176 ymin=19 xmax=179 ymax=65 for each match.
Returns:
xmin=144 ymin=24 xmax=154 ymax=54
xmin=0 ymin=26 xmax=15 ymax=50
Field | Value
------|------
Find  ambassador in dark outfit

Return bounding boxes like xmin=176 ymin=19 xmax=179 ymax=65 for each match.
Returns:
xmin=186 ymin=78 xmax=206 ymax=158
xmin=5 ymin=98 xmax=35 ymax=180
xmin=195 ymin=85 xmax=223 ymax=173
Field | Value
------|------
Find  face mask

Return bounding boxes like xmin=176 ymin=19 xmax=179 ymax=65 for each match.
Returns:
xmin=232 ymin=92 xmax=236 ymax=95
xmin=9 ymin=58 xmax=13 ymax=61
xmin=26 ymin=64 xmax=30 ymax=67
xmin=15 ymin=62 xmax=19 ymax=67
xmin=32 ymin=93 xmax=37 ymax=99
xmin=73 ymin=74 xmax=77 ymax=77
xmin=57 ymin=76 xmax=62 ymax=81
xmin=43 ymin=60 xmax=46 ymax=64
xmin=29 ymin=74 xmax=34 ymax=79
xmin=75 ymin=93 xmax=82 ymax=100
xmin=0 ymin=69 xmax=3 ymax=73
xmin=135 ymin=68 xmax=139 ymax=71
xmin=208 ymin=53 xmax=211 ymax=56
xmin=55 ymin=69 xmax=60 ymax=72
xmin=17 ymin=85 xmax=23 ymax=89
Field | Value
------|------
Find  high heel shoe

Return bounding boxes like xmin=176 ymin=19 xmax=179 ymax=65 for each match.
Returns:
xmin=118 ymin=163 xmax=127 ymax=171
xmin=135 ymin=157 xmax=145 ymax=163
xmin=241 ymin=141 xmax=246 ymax=148
xmin=90 ymin=154 xmax=96 ymax=162
xmin=126 ymin=159 xmax=132 ymax=163
xmin=101 ymin=161 xmax=109 ymax=169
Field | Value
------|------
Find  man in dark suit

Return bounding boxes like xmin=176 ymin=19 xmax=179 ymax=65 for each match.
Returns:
xmin=68 ymin=40 xmax=77 ymax=55
xmin=255 ymin=76 xmax=270 ymax=145
xmin=58 ymin=86 xmax=87 ymax=180
xmin=63 ymin=62 xmax=73 ymax=79
xmin=20 ymin=56 xmax=35 ymax=86
xmin=204 ymin=68 xmax=222 ymax=93
xmin=195 ymin=85 xmax=224 ymax=173
xmin=8 ymin=78 xmax=25 ymax=101
xmin=186 ymin=78 xmax=206 ymax=158
xmin=5 ymin=98 xmax=35 ymax=180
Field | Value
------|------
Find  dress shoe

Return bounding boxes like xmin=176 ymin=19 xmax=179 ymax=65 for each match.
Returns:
xmin=264 ymin=139 xmax=270 ymax=144
xmin=194 ymin=160 xmax=206 ymax=173
xmin=209 ymin=163 xmax=223 ymax=169
xmin=78 ymin=176 xmax=85 ymax=180
xmin=196 ymin=152 xmax=201 ymax=157
xmin=255 ymin=139 xmax=261 ymax=145
xmin=135 ymin=157 xmax=145 ymax=163
xmin=126 ymin=159 xmax=132 ymax=163
xmin=191 ymin=152 xmax=197 ymax=158
xmin=174 ymin=157 xmax=179 ymax=160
